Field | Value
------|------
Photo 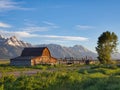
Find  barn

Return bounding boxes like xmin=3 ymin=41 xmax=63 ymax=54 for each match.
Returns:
xmin=10 ymin=47 xmax=57 ymax=66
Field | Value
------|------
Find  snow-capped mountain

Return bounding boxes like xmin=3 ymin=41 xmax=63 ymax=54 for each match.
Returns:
xmin=0 ymin=35 xmax=32 ymax=59
xmin=5 ymin=36 xmax=31 ymax=47
xmin=0 ymin=35 xmax=6 ymax=43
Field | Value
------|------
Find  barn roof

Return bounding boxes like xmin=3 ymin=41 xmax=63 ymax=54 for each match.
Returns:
xmin=21 ymin=47 xmax=48 ymax=56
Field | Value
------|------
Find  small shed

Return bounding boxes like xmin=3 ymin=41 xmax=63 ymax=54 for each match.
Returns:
xmin=10 ymin=47 xmax=57 ymax=66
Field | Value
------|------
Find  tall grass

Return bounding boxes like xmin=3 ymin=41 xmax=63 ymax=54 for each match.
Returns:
xmin=0 ymin=64 xmax=120 ymax=90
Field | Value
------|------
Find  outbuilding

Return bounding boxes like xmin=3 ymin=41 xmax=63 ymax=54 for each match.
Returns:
xmin=10 ymin=47 xmax=57 ymax=66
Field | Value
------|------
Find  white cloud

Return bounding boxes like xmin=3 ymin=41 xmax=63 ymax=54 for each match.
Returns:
xmin=42 ymin=40 xmax=67 ymax=44
xmin=0 ymin=30 xmax=38 ymax=38
xmin=0 ymin=21 xmax=88 ymax=42
xmin=21 ymin=26 xmax=49 ymax=33
xmin=76 ymin=25 xmax=95 ymax=30
xmin=43 ymin=21 xmax=55 ymax=26
xmin=20 ymin=21 xmax=59 ymax=33
xmin=13 ymin=31 xmax=38 ymax=38
xmin=40 ymin=35 xmax=88 ymax=41
xmin=42 ymin=21 xmax=59 ymax=28
xmin=0 ymin=22 xmax=11 ymax=28
xmin=0 ymin=30 xmax=88 ymax=41
xmin=0 ymin=0 xmax=31 ymax=12
xmin=49 ymin=5 xmax=71 ymax=9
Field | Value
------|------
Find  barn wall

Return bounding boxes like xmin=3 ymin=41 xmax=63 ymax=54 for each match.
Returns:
xmin=10 ymin=59 xmax=31 ymax=66
xmin=49 ymin=57 xmax=57 ymax=64
xmin=42 ymin=48 xmax=51 ymax=57
xmin=32 ymin=56 xmax=57 ymax=65
xmin=31 ymin=60 xmax=35 ymax=66
xmin=33 ymin=56 xmax=50 ymax=64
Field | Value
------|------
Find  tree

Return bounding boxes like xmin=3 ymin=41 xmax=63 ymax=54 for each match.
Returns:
xmin=96 ymin=31 xmax=118 ymax=64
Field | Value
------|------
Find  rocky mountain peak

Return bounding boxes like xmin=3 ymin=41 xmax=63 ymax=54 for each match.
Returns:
xmin=72 ymin=45 xmax=89 ymax=52
xmin=0 ymin=35 xmax=5 ymax=43
xmin=0 ymin=35 xmax=32 ymax=47
xmin=37 ymin=44 xmax=97 ymax=59
xmin=9 ymin=36 xmax=18 ymax=41
xmin=0 ymin=35 xmax=4 ymax=39
xmin=0 ymin=35 xmax=32 ymax=59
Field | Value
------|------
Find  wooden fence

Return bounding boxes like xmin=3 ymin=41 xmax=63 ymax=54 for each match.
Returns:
xmin=57 ymin=58 xmax=98 ymax=65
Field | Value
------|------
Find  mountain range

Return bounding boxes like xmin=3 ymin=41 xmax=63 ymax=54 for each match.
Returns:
xmin=0 ymin=35 xmax=31 ymax=59
xmin=0 ymin=35 xmax=120 ymax=59
xmin=37 ymin=44 xmax=97 ymax=59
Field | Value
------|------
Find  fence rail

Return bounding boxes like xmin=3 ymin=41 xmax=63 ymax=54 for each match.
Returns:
xmin=57 ymin=58 xmax=98 ymax=64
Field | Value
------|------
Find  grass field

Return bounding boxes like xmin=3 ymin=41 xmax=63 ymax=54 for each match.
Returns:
xmin=0 ymin=60 xmax=10 ymax=64
xmin=0 ymin=60 xmax=120 ymax=90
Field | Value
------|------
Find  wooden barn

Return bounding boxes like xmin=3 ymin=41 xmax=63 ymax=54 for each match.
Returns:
xmin=10 ymin=47 xmax=57 ymax=66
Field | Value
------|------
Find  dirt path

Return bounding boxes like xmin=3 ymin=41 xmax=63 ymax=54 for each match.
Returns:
xmin=0 ymin=66 xmax=91 ymax=77
xmin=0 ymin=69 xmax=42 ymax=77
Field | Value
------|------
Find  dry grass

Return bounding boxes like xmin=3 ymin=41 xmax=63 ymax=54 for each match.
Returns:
xmin=0 ymin=59 xmax=10 ymax=64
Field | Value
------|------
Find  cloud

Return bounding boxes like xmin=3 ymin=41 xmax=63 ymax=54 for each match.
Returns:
xmin=0 ymin=20 xmax=60 ymax=38
xmin=0 ymin=30 xmax=88 ymax=41
xmin=76 ymin=25 xmax=95 ymax=30
xmin=0 ymin=30 xmax=37 ymax=38
xmin=43 ymin=40 xmax=67 ymax=43
xmin=21 ymin=26 xmax=49 ymax=33
xmin=43 ymin=21 xmax=55 ymax=26
xmin=0 ymin=22 xmax=11 ymax=28
xmin=48 ymin=5 xmax=71 ymax=9
xmin=20 ymin=21 xmax=59 ymax=33
xmin=0 ymin=0 xmax=31 ymax=12
xmin=0 ymin=21 xmax=88 ymax=42
xmin=42 ymin=21 xmax=59 ymax=28
xmin=13 ymin=31 xmax=38 ymax=38
xmin=40 ymin=35 xmax=88 ymax=41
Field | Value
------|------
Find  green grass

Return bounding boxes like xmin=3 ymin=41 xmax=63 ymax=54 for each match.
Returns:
xmin=0 ymin=62 xmax=83 ymax=72
xmin=0 ymin=64 xmax=120 ymax=90
xmin=0 ymin=60 xmax=120 ymax=90
xmin=0 ymin=60 xmax=55 ymax=72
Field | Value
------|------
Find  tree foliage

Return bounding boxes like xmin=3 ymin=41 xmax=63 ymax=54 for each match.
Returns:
xmin=96 ymin=31 xmax=118 ymax=64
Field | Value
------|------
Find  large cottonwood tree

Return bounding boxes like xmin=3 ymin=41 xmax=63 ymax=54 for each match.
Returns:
xmin=96 ymin=31 xmax=118 ymax=64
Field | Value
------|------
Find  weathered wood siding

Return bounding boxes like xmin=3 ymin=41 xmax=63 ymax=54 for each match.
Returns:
xmin=10 ymin=59 xmax=31 ymax=66
xmin=42 ymin=48 xmax=51 ymax=56
xmin=10 ymin=47 xmax=57 ymax=66
xmin=32 ymin=56 xmax=57 ymax=65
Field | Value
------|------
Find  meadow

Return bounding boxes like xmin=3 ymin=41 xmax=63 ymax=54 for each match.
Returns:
xmin=0 ymin=60 xmax=120 ymax=90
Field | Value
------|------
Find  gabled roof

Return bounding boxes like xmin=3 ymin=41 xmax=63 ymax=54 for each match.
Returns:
xmin=21 ymin=47 xmax=47 ymax=56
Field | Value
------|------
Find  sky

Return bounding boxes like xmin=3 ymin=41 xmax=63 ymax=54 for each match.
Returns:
xmin=0 ymin=0 xmax=120 ymax=52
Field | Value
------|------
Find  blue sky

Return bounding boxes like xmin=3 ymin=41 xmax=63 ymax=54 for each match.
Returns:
xmin=0 ymin=0 xmax=120 ymax=52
